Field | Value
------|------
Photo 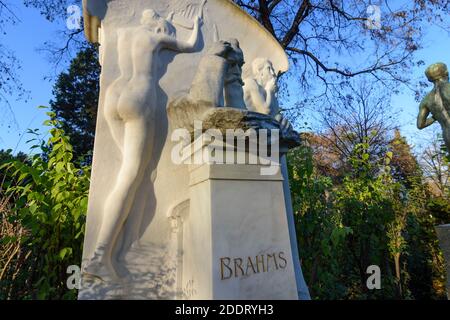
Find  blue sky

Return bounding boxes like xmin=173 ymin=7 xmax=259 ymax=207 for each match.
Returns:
xmin=0 ymin=2 xmax=66 ymax=154
xmin=0 ymin=2 xmax=449 ymax=155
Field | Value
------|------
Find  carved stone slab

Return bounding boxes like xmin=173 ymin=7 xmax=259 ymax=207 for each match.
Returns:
xmin=79 ymin=0 xmax=309 ymax=299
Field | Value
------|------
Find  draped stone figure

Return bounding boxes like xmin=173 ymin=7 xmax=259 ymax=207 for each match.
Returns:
xmin=183 ymin=38 xmax=245 ymax=108
xmin=168 ymin=38 xmax=247 ymax=130
xmin=223 ymin=39 xmax=246 ymax=109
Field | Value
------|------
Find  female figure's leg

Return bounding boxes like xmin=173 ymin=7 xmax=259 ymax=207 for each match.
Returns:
xmin=104 ymin=80 xmax=126 ymax=151
xmin=115 ymin=164 xmax=156 ymax=263
xmin=85 ymin=115 xmax=154 ymax=279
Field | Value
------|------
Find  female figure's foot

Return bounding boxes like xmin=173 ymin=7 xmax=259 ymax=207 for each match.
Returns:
xmin=83 ymin=246 xmax=119 ymax=281
xmin=113 ymin=256 xmax=131 ymax=279
xmin=116 ymin=239 xmax=143 ymax=263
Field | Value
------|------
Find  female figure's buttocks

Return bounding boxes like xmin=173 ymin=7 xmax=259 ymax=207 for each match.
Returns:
xmin=115 ymin=31 xmax=162 ymax=122
xmin=116 ymin=75 xmax=156 ymax=121
xmin=103 ymin=28 xmax=134 ymax=123
xmin=103 ymin=78 xmax=128 ymax=122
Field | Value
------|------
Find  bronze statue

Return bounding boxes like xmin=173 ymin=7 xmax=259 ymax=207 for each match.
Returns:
xmin=417 ymin=62 xmax=450 ymax=151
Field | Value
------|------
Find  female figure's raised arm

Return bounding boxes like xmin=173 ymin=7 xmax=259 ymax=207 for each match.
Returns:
xmin=163 ymin=17 xmax=202 ymax=53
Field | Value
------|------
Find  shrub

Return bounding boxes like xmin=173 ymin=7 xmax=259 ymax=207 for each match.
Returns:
xmin=0 ymin=112 xmax=90 ymax=299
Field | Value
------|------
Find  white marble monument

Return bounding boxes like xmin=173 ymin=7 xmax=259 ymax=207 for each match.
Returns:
xmin=79 ymin=0 xmax=310 ymax=300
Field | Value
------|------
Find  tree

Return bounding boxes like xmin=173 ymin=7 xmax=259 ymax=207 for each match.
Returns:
xmin=0 ymin=149 xmax=27 ymax=189
xmin=0 ymin=149 xmax=27 ymax=166
xmin=234 ymin=0 xmax=448 ymax=96
xmin=24 ymin=0 xmax=75 ymax=20
xmin=292 ymin=121 xmax=448 ymax=299
xmin=421 ymin=135 xmax=449 ymax=197
xmin=288 ymin=143 xmax=350 ymax=299
xmin=310 ymin=80 xmax=396 ymax=181
xmin=388 ymin=129 xmax=421 ymax=188
xmin=404 ymin=179 xmax=448 ymax=299
xmin=50 ymin=45 xmax=100 ymax=161
xmin=0 ymin=0 xmax=94 ymax=159
xmin=0 ymin=0 xmax=83 ymax=127
xmin=20 ymin=1 xmax=450 ymax=96
xmin=300 ymin=132 xmax=343 ymax=182
xmin=15 ymin=1 xmax=450 ymax=152
xmin=334 ymin=143 xmax=407 ymax=298
xmin=24 ymin=0 xmax=85 ymax=68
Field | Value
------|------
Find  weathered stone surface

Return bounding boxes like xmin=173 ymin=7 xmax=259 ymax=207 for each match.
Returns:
xmin=436 ymin=224 xmax=450 ymax=299
xmin=184 ymin=154 xmax=298 ymax=299
xmin=168 ymin=102 xmax=301 ymax=148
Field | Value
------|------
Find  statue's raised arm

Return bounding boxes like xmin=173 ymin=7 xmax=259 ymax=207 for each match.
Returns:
xmin=168 ymin=16 xmax=202 ymax=52
xmin=162 ymin=1 xmax=206 ymax=52
xmin=417 ymin=100 xmax=435 ymax=129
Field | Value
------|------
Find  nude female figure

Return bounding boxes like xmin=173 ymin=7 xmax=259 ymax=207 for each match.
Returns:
xmin=84 ymin=8 xmax=203 ymax=280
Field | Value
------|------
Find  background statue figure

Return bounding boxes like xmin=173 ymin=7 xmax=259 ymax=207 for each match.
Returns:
xmin=168 ymin=38 xmax=248 ymax=131
xmin=188 ymin=38 xmax=245 ymax=107
xmin=417 ymin=62 xmax=450 ymax=151
xmin=244 ymin=58 xmax=292 ymax=134
xmin=223 ymin=39 xmax=246 ymax=109
xmin=186 ymin=40 xmax=234 ymax=106
xmin=83 ymin=8 xmax=203 ymax=280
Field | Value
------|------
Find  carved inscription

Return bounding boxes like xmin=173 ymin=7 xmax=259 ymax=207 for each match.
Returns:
xmin=220 ymin=251 xmax=288 ymax=280
xmin=183 ymin=279 xmax=197 ymax=299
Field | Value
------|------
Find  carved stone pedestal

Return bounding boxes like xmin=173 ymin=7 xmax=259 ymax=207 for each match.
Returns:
xmin=173 ymin=140 xmax=299 ymax=299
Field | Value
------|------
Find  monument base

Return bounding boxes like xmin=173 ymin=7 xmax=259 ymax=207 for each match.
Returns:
xmin=169 ymin=138 xmax=299 ymax=299
xmin=436 ymin=224 xmax=450 ymax=299
xmin=181 ymin=163 xmax=298 ymax=299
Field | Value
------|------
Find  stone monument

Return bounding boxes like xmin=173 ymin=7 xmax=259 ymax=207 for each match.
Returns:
xmin=79 ymin=0 xmax=310 ymax=300
xmin=435 ymin=224 xmax=450 ymax=299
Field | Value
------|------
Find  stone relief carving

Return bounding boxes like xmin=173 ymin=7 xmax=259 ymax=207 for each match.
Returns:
xmin=244 ymin=58 xmax=279 ymax=116
xmin=417 ymin=62 xmax=450 ymax=151
xmin=186 ymin=38 xmax=246 ymax=108
xmin=167 ymin=199 xmax=190 ymax=298
xmin=170 ymin=0 xmax=207 ymax=29
xmin=223 ymin=38 xmax=246 ymax=109
xmin=244 ymin=58 xmax=293 ymax=135
xmin=168 ymin=49 xmax=300 ymax=149
xmin=83 ymin=7 xmax=204 ymax=281
xmin=187 ymin=40 xmax=234 ymax=107
xmin=168 ymin=38 xmax=247 ymax=130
